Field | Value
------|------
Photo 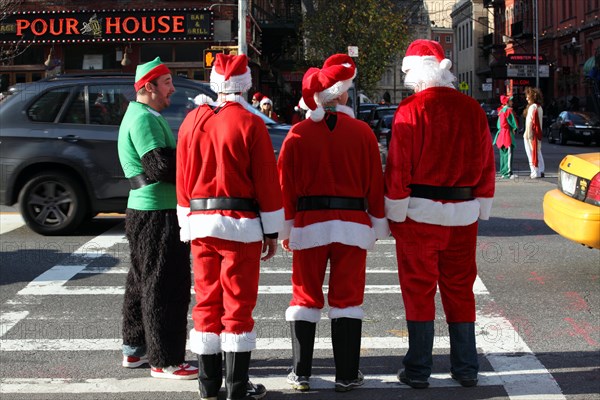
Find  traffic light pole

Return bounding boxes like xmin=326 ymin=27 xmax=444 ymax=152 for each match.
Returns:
xmin=238 ymin=0 xmax=247 ymax=55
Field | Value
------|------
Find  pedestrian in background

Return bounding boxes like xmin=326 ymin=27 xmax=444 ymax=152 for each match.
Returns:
xmin=385 ymin=40 xmax=495 ymax=389
xmin=118 ymin=57 xmax=198 ymax=380
xmin=523 ymin=86 xmax=545 ymax=179
xmin=278 ymin=54 xmax=388 ymax=393
xmin=494 ymin=94 xmax=518 ymax=179
xmin=259 ymin=97 xmax=280 ymax=121
xmin=177 ymin=53 xmax=284 ymax=400
xmin=251 ymin=91 xmax=264 ymax=109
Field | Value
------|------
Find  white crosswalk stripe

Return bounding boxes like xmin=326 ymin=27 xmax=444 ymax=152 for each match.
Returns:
xmin=0 ymin=225 xmax=566 ymax=398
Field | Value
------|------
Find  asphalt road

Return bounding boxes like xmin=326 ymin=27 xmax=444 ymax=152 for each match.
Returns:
xmin=0 ymin=140 xmax=599 ymax=400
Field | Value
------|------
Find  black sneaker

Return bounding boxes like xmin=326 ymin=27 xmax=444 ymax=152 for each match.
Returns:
xmin=451 ymin=373 xmax=478 ymax=387
xmin=287 ymin=370 xmax=310 ymax=391
xmin=227 ymin=381 xmax=266 ymax=400
xmin=398 ymin=369 xmax=429 ymax=389
xmin=334 ymin=370 xmax=364 ymax=392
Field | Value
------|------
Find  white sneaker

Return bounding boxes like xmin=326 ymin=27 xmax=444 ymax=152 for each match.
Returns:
xmin=151 ymin=363 xmax=199 ymax=380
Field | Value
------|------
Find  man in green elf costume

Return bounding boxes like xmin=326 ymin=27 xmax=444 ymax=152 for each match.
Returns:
xmin=118 ymin=57 xmax=198 ymax=380
xmin=493 ymin=94 xmax=518 ymax=179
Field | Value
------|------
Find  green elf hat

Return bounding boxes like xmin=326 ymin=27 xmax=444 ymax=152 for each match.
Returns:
xmin=134 ymin=57 xmax=171 ymax=91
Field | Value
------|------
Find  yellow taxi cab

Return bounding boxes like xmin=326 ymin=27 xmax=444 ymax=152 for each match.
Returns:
xmin=543 ymin=152 xmax=600 ymax=249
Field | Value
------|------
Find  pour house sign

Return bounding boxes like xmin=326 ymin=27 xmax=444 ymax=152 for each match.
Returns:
xmin=0 ymin=8 xmax=213 ymax=43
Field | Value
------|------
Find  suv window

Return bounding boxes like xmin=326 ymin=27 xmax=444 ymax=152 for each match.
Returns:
xmin=89 ymin=85 xmax=133 ymax=125
xmin=162 ymin=85 xmax=199 ymax=131
xmin=27 ymin=87 xmax=71 ymax=122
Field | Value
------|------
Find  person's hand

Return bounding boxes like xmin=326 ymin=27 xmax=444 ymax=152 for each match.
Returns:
xmin=261 ymin=237 xmax=278 ymax=261
xmin=281 ymin=239 xmax=292 ymax=252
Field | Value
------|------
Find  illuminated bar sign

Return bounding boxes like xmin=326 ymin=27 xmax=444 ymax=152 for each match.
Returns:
xmin=0 ymin=8 xmax=213 ymax=44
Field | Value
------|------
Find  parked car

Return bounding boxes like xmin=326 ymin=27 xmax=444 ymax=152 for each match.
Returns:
xmin=364 ymin=105 xmax=397 ymax=137
xmin=547 ymin=111 xmax=600 ymax=146
xmin=543 ymin=152 xmax=600 ymax=249
xmin=357 ymin=103 xmax=378 ymax=122
xmin=0 ymin=73 xmax=290 ymax=235
xmin=373 ymin=113 xmax=394 ymax=148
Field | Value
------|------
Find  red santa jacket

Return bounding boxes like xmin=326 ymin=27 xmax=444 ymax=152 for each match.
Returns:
xmin=277 ymin=106 xmax=389 ymax=250
xmin=385 ymin=87 xmax=495 ymax=225
xmin=176 ymin=101 xmax=284 ymax=242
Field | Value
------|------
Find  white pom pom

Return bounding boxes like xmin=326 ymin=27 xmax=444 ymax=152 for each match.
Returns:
xmin=309 ymin=106 xmax=325 ymax=122
xmin=440 ymin=58 xmax=452 ymax=70
xmin=194 ymin=94 xmax=211 ymax=106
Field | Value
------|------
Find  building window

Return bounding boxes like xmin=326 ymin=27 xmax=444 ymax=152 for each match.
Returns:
xmin=446 ymin=36 xmax=452 ymax=43
xmin=435 ymin=35 xmax=440 ymax=42
xmin=445 ymin=49 xmax=452 ymax=59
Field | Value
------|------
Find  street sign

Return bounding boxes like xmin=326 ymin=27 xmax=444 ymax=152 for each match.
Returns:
xmin=348 ymin=46 xmax=359 ymax=57
xmin=482 ymin=83 xmax=492 ymax=91
xmin=459 ymin=81 xmax=469 ymax=91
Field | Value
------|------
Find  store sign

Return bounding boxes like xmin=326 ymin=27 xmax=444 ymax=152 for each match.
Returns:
xmin=507 ymin=64 xmax=549 ymax=78
xmin=506 ymin=54 xmax=546 ymax=64
xmin=0 ymin=9 xmax=213 ymax=44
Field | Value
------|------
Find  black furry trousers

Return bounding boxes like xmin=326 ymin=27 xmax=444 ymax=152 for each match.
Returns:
xmin=122 ymin=209 xmax=191 ymax=367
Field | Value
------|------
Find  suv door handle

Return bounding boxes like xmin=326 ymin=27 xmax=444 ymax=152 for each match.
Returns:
xmin=57 ymin=135 xmax=80 ymax=142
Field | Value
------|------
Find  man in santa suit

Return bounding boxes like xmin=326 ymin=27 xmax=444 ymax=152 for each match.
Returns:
xmin=385 ymin=40 xmax=495 ymax=389
xmin=176 ymin=53 xmax=284 ymax=400
xmin=277 ymin=54 xmax=389 ymax=393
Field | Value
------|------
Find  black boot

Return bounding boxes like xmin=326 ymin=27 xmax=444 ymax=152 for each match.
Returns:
xmin=197 ymin=353 xmax=222 ymax=400
xmin=331 ymin=317 xmax=364 ymax=392
xmin=288 ymin=320 xmax=316 ymax=391
xmin=399 ymin=320 xmax=434 ymax=389
xmin=224 ymin=351 xmax=266 ymax=400
xmin=449 ymin=322 xmax=479 ymax=387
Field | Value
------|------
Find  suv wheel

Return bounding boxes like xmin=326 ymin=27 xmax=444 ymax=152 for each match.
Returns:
xmin=18 ymin=171 xmax=88 ymax=235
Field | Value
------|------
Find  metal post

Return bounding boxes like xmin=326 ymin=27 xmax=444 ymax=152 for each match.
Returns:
xmin=534 ymin=0 xmax=539 ymax=88
xmin=238 ymin=0 xmax=247 ymax=55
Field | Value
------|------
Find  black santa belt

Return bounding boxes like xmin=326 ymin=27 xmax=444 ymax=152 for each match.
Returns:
xmin=190 ymin=197 xmax=258 ymax=212
xmin=409 ymin=184 xmax=474 ymax=201
xmin=297 ymin=196 xmax=366 ymax=211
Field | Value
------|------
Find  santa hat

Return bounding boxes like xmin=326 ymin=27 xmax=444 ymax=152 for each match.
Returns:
xmin=301 ymin=54 xmax=357 ymax=122
xmin=134 ymin=57 xmax=171 ymax=92
xmin=500 ymin=95 xmax=510 ymax=105
xmin=259 ymin=97 xmax=273 ymax=107
xmin=210 ymin=53 xmax=252 ymax=94
xmin=252 ymin=92 xmax=264 ymax=102
xmin=401 ymin=39 xmax=452 ymax=73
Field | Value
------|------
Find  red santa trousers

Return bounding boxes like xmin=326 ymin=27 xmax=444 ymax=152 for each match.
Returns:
xmin=391 ymin=218 xmax=478 ymax=322
xmin=290 ymin=243 xmax=366 ymax=310
xmin=191 ymin=237 xmax=262 ymax=334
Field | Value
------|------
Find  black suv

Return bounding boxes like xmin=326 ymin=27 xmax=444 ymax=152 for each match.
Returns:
xmin=0 ymin=74 xmax=290 ymax=235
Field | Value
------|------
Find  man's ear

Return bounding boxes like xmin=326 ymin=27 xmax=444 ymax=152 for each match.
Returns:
xmin=144 ymin=81 xmax=155 ymax=93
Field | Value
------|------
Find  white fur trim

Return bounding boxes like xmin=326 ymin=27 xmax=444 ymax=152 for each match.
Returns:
xmin=288 ymin=220 xmax=376 ymax=250
xmin=385 ymin=196 xmax=409 ymax=222
xmin=370 ymin=215 xmax=390 ymax=239
xmin=189 ymin=329 xmax=221 ymax=355
xmin=309 ymin=106 xmax=325 ymax=122
xmin=221 ymin=331 xmax=256 ymax=352
xmin=407 ymin=198 xmax=481 ymax=226
xmin=298 ymin=98 xmax=309 ymax=110
xmin=188 ymin=213 xmax=263 ymax=243
xmin=285 ymin=305 xmax=321 ymax=323
xmin=402 ymin=55 xmax=439 ymax=73
xmin=336 ymin=104 xmax=355 ymax=118
xmin=317 ymin=77 xmax=354 ymax=105
xmin=177 ymin=205 xmax=191 ymax=242
xmin=210 ymin=66 xmax=252 ymax=94
xmin=193 ymin=94 xmax=216 ymax=106
xmin=477 ymin=197 xmax=494 ymax=220
xmin=280 ymin=219 xmax=294 ymax=241
xmin=259 ymin=208 xmax=285 ymax=235
xmin=329 ymin=306 xmax=364 ymax=320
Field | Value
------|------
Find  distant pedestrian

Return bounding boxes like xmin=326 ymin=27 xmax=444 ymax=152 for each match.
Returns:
xmin=493 ymin=95 xmax=518 ymax=179
xmin=523 ymin=87 xmax=545 ymax=179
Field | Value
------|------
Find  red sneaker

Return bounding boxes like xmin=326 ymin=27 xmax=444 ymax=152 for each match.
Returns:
xmin=151 ymin=363 xmax=199 ymax=380
xmin=122 ymin=355 xmax=148 ymax=368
